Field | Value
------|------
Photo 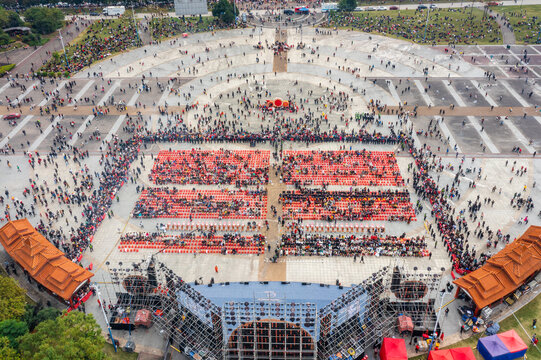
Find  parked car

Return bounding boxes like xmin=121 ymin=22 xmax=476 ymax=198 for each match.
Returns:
xmin=376 ymin=6 xmax=387 ymax=10
xmin=418 ymin=4 xmax=428 ymax=9
xmin=365 ymin=6 xmax=376 ymax=11
xmin=389 ymin=6 xmax=398 ymax=10
xmin=294 ymin=7 xmax=309 ymax=14
xmin=284 ymin=9 xmax=294 ymax=15
xmin=487 ymin=1 xmax=501 ymax=5
xmin=3 ymin=113 xmax=20 ymax=120
xmin=354 ymin=6 xmax=364 ymax=11
xmin=430 ymin=4 xmax=437 ymax=8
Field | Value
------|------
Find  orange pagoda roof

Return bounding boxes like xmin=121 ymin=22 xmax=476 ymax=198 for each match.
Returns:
xmin=454 ymin=226 xmax=541 ymax=310
xmin=0 ymin=219 xmax=93 ymax=301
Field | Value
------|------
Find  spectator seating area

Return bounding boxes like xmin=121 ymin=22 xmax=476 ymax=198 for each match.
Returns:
xmin=149 ymin=150 xmax=270 ymax=186
xmin=166 ymin=222 xmax=262 ymax=232
xmin=282 ymin=150 xmax=404 ymax=186
xmin=279 ymin=229 xmax=428 ymax=257
xmin=280 ymin=189 xmax=416 ymax=222
xmin=284 ymin=222 xmax=386 ymax=234
xmin=127 ymin=148 xmax=418 ymax=258
xmin=132 ymin=189 xmax=267 ymax=219
xmin=118 ymin=232 xmax=265 ymax=254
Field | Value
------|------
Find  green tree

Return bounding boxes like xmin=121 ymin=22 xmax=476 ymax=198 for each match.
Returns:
xmin=0 ymin=31 xmax=11 ymax=46
xmin=338 ymin=0 xmax=357 ymax=12
xmin=24 ymin=7 xmax=64 ymax=34
xmin=21 ymin=305 xmax=60 ymax=331
xmin=7 ymin=12 xmax=22 ymax=28
xmin=0 ymin=8 xmax=8 ymax=29
xmin=18 ymin=312 xmax=107 ymax=360
xmin=35 ymin=307 xmax=61 ymax=324
xmin=0 ymin=336 xmax=19 ymax=360
xmin=0 ymin=276 xmax=26 ymax=321
xmin=0 ymin=7 xmax=21 ymax=28
xmin=212 ymin=0 xmax=238 ymax=24
xmin=20 ymin=304 xmax=38 ymax=332
xmin=22 ymin=32 xmax=42 ymax=46
xmin=0 ymin=320 xmax=28 ymax=349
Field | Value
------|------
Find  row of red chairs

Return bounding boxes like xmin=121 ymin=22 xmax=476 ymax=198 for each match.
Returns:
xmin=282 ymin=150 xmax=404 ymax=186
xmin=150 ymin=150 xmax=270 ymax=185
xmin=281 ymin=190 xmax=415 ymax=221
xmin=119 ymin=246 xmax=261 ymax=254
xmin=118 ymin=233 xmax=265 ymax=254
xmin=133 ymin=189 xmax=267 ymax=219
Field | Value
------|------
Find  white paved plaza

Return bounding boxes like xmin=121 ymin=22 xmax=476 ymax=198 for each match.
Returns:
xmin=0 ymin=25 xmax=540 ymax=356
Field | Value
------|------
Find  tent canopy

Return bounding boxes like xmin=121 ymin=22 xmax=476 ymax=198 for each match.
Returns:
xmin=0 ymin=219 xmax=93 ymax=301
xmin=497 ymin=330 xmax=527 ymax=355
xmin=449 ymin=347 xmax=476 ymax=360
xmin=478 ymin=336 xmax=509 ymax=360
xmin=397 ymin=315 xmax=413 ymax=333
xmin=380 ymin=338 xmax=407 ymax=360
xmin=429 ymin=348 xmax=475 ymax=360
xmin=428 ymin=349 xmax=454 ymax=360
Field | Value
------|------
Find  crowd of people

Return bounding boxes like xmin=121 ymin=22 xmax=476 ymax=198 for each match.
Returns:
xmin=405 ymin=138 xmax=493 ymax=274
xmin=22 ymin=134 xmax=142 ymax=262
xmin=1 ymin=17 xmax=528 ymax=298
xmin=150 ymin=16 xmax=242 ymax=41
xmin=132 ymin=188 xmax=267 ymax=219
xmin=496 ymin=9 xmax=541 ymax=43
xmin=280 ymin=189 xmax=416 ymax=222
xmin=279 ymin=223 xmax=428 ymax=257
xmin=140 ymin=125 xmax=403 ymax=145
xmin=41 ymin=18 xmax=142 ymax=74
xmin=1 ymin=100 xmax=519 ymax=281
xmin=120 ymin=231 xmax=266 ymax=254
xmin=327 ymin=9 xmax=501 ymax=45
xmin=149 ymin=149 xmax=270 ymax=186
xmin=282 ymin=150 xmax=404 ymax=186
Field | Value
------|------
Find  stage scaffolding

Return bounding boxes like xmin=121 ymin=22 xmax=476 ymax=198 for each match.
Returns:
xmin=104 ymin=258 xmax=444 ymax=360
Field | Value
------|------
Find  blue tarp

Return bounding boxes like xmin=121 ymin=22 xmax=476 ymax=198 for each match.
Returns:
xmin=486 ymin=322 xmax=500 ymax=336
xmin=478 ymin=336 xmax=509 ymax=360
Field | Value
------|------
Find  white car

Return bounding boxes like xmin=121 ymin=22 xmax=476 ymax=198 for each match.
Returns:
xmin=430 ymin=4 xmax=437 ymax=8
xmin=376 ymin=6 xmax=388 ymax=10
xmin=365 ymin=6 xmax=376 ymax=11
xmin=354 ymin=6 xmax=364 ymax=11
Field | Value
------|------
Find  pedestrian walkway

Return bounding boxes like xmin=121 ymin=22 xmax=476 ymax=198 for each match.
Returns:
xmin=488 ymin=9 xmax=516 ymax=45
xmin=273 ymin=29 xmax=288 ymax=73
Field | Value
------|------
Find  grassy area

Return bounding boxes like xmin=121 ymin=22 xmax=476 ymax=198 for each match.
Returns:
xmin=411 ymin=293 xmax=541 ymax=360
xmin=491 ymin=5 xmax=541 ymax=44
xmin=62 ymin=7 xmax=102 ymax=15
xmin=134 ymin=6 xmax=174 ymax=14
xmin=103 ymin=343 xmax=139 ymax=360
xmin=40 ymin=16 xmax=141 ymax=75
xmin=0 ymin=41 xmax=23 ymax=53
xmin=150 ymin=16 xmax=230 ymax=41
xmin=326 ymin=7 xmax=502 ymax=45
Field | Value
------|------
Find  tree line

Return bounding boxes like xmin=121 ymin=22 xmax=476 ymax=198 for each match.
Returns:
xmin=0 ymin=275 xmax=108 ymax=359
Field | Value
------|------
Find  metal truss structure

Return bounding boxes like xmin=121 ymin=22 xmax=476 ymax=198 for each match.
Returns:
xmin=104 ymin=258 xmax=444 ymax=360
